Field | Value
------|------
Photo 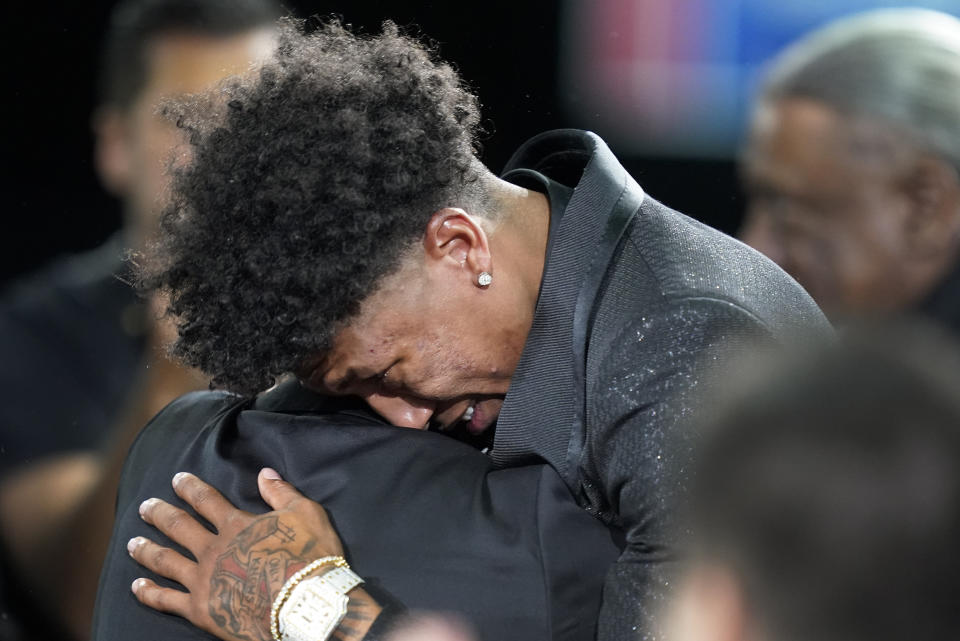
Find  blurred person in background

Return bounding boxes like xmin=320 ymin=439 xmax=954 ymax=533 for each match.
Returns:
xmin=740 ymin=8 xmax=960 ymax=333
xmin=0 ymin=0 xmax=278 ymax=638
xmin=667 ymin=325 xmax=960 ymax=641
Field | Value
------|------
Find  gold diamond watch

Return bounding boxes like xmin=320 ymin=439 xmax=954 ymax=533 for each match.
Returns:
xmin=273 ymin=559 xmax=365 ymax=641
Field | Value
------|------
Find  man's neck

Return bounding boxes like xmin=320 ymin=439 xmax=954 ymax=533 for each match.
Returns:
xmin=487 ymin=177 xmax=552 ymax=313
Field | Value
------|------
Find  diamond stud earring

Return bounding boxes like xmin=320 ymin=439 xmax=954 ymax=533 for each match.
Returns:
xmin=477 ymin=272 xmax=492 ymax=287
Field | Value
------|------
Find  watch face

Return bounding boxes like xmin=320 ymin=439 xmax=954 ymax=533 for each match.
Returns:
xmin=280 ymin=581 xmax=349 ymax=641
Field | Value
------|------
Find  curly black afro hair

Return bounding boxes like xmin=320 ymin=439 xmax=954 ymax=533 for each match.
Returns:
xmin=139 ymin=18 xmax=486 ymax=395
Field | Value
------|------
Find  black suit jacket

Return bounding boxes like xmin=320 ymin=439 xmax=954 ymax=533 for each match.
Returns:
xmin=494 ymin=130 xmax=832 ymax=640
xmin=92 ymin=382 xmax=621 ymax=641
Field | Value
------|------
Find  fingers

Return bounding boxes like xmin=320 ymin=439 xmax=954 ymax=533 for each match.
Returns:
xmin=139 ymin=497 xmax=214 ymax=551
xmin=131 ymin=577 xmax=191 ymax=616
xmin=128 ymin=536 xmax=195 ymax=588
xmin=258 ymin=467 xmax=307 ymax=511
xmin=171 ymin=472 xmax=242 ymax=526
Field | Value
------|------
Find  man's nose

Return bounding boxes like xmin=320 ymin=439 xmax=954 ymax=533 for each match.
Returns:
xmin=364 ymin=393 xmax=436 ymax=429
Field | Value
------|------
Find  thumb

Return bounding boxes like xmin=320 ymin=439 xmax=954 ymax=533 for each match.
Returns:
xmin=257 ymin=467 xmax=303 ymax=510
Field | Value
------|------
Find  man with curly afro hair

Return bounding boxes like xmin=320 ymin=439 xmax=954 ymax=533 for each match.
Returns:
xmin=105 ymin=17 xmax=829 ymax=641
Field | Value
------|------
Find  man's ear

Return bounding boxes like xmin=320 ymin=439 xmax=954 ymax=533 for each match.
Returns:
xmin=901 ymin=154 xmax=960 ymax=259
xmin=422 ymin=208 xmax=492 ymax=284
xmin=92 ymin=107 xmax=133 ymax=197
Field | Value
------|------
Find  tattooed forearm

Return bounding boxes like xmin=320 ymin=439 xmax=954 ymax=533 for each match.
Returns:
xmin=332 ymin=588 xmax=382 ymax=641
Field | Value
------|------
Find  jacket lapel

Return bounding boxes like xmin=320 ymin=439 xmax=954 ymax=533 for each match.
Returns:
xmin=494 ymin=130 xmax=645 ymax=488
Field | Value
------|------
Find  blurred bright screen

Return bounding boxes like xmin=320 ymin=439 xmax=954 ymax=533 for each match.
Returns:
xmin=561 ymin=0 xmax=960 ymax=157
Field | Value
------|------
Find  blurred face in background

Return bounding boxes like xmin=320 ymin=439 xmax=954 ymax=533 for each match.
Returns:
xmin=739 ymin=97 xmax=960 ymax=321
xmin=94 ymin=28 xmax=275 ymax=248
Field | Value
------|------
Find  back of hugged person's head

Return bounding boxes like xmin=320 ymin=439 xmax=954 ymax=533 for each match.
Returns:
xmin=669 ymin=323 xmax=960 ymax=641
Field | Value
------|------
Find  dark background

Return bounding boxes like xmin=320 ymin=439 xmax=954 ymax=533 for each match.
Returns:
xmin=3 ymin=0 xmax=744 ymax=286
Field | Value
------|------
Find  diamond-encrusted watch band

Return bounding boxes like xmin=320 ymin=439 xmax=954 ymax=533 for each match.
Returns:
xmin=270 ymin=556 xmax=347 ymax=641
xmin=278 ymin=565 xmax=365 ymax=641
xmin=317 ymin=566 xmax=365 ymax=594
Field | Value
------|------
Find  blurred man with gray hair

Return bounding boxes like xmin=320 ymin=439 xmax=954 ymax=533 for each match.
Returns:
xmin=740 ymin=8 xmax=960 ymax=333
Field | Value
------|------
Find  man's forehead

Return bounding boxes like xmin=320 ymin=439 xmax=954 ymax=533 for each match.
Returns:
xmin=753 ymin=98 xmax=915 ymax=176
xmin=315 ymin=277 xmax=431 ymax=375
xmin=750 ymin=100 xmax=840 ymax=156
xmin=746 ymin=102 xmax=863 ymax=196
xmin=321 ymin=323 xmax=393 ymax=371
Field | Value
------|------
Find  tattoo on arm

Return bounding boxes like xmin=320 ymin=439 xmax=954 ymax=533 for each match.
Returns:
xmin=332 ymin=589 xmax=382 ymax=641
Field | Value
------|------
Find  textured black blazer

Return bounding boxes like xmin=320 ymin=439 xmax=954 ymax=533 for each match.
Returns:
xmin=494 ymin=130 xmax=831 ymax=640
xmin=92 ymin=383 xmax=621 ymax=641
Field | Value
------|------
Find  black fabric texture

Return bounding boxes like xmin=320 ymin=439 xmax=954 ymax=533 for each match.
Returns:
xmin=492 ymin=129 xmax=832 ymax=640
xmin=91 ymin=381 xmax=622 ymax=641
